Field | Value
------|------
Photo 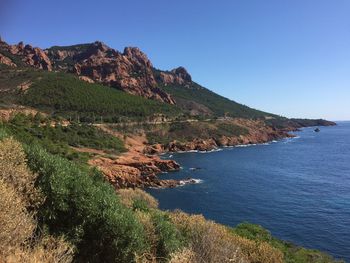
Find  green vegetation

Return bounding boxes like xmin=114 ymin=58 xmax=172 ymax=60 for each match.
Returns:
xmin=0 ymin=67 xmax=182 ymax=121
xmin=1 ymin=114 xmax=125 ymax=163
xmin=48 ymin=43 xmax=92 ymax=53
xmin=47 ymin=44 xmax=93 ymax=69
xmin=145 ymin=120 xmax=249 ymax=145
xmin=24 ymin=143 xmax=148 ymax=262
xmin=264 ymin=117 xmax=335 ymax=130
xmin=161 ymin=82 xmax=274 ymax=118
xmin=0 ymin=137 xmax=73 ymax=263
xmin=232 ymin=222 xmax=344 ymax=263
xmin=108 ymin=120 xmax=249 ymax=145
xmin=0 ymin=50 xmax=26 ymax=67
xmin=22 ymin=72 xmax=182 ymax=121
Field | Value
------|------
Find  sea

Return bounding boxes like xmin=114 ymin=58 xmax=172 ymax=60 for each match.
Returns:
xmin=147 ymin=121 xmax=350 ymax=261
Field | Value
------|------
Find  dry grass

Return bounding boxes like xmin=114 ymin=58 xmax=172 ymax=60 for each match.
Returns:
xmin=136 ymin=211 xmax=158 ymax=255
xmin=168 ymin=248 xmax=196 ymax=263
xmin=0 ymin=137 xmax=73 ymax=263
xmin=0 ymin=137 xmax=43 ymax=208
xmin=170 ymin=211 xmax=283 ymax=263
xmin=118 ymin=188 xmax=159 ymax=209
xmin=4 ymin=236 xmax=73 ymax=263
xmin=0 ymin=179 xmax=35 ymax=255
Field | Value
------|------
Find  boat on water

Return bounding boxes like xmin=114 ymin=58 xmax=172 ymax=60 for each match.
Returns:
xmin=314 ymin=128 xmax=320 ymax=132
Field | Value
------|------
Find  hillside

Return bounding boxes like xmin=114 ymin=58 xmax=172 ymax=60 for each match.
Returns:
xmin=0 ymin=65 xmax=182 ymax=122
xmin=0 ymin=39 xmax=279 ymax=120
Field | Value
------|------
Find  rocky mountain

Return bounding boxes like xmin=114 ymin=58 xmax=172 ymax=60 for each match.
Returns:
xmin=0 ymin=39 xmax=180 ymax=104
xmin=0 ymin=40 xmax=52 ymax=70
xmin=47 ymin=41 xmax=176 ymax=104
xmin=0 ymin=39 xmax=278 ymax=119
xmin=155 ymin=66 xmax=192 ymax=87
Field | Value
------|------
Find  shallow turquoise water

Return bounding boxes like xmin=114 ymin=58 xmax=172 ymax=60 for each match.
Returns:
xmin=147 ymin=122 xmax=350 ymax=261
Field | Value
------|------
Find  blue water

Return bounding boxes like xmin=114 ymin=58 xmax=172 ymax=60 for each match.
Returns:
xmin=147 ymin=122 xmax=350 ymax=261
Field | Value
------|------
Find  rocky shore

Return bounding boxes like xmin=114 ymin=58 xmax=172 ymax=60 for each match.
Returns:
xmin=145 ymin=119 xmax=296 ymax=154
xmin=89 ymin=122 xmax=300 ymax=189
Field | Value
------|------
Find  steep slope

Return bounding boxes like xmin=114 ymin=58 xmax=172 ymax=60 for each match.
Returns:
xmin=47 ymin=42 xmax=176 ymax=104
xmin=0 ymin=39 xmax=175 ymax=103
xmin=0 ymin=66 xmax=181 ymax=121
xmin=154 ymin=67 xmax=273 ymax=118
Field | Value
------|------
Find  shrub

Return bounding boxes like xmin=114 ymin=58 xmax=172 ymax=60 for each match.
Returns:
xmin=118 ymin=188 xmax=159 ymax=209
xmin=135 ymin=211 xmax=158 ymax=258
xmin=24 ymin=143 xmax=148 ymax=262
xmin=4 ymin=236 xmax=73 ymax=263
xmin=0 ymin=136 xmax=73 ymax=263
xmin=0 ymin=179 xmax=35 ymax=255
xmin=151 ymin=211 xmax=185 ymax=262
xmin=170 ymin=211 xmax=283 ymax=263
xmin=134 ymin=210 xmax=185 ymax=262
xmin=234 ymin=222 xmax=273 ymax=243
xmin=233 ymin=222 xmax=342 ymax=263
xmin=170 ymin=211 xmax=244 ymax=263
xmin=3 ymin=114 xmax=126 ymax=164
xmin=0 ymin=137 xmax=42 ymax=209
xmin=168 ymin=248 xmax=196 ymax=263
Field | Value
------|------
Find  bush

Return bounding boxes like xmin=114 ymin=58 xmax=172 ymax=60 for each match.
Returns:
xmin=133 ymin=210 xmax=185 ymax=262
xmin=0 ymin=136 xmax=73 ymax=263
xmin=168 ymin=248 xmax=196 ymax=263
xmin=233 ymin=222 xmax=342 ymax=263
xmin=151 ymin=211 xmax=185 ymax=261
xmin=0 ymin=137 xmax=42 ymax=208
xmin=0 ymin=179 xmax=35 ymax=255
xmin=4 ymin=236 xmax=73 ymax=263
xmin=118 ymin=188 xmax=159 ymax=210
xmin=3 ymin=114 xmax=126 ymax=163
xmin=24 ymin=143 xmax=148 ymax=262
xmin=170 ymin=211 xmax=283 ymax=263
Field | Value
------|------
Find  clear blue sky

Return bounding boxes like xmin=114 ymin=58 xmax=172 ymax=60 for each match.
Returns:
xmin=1 ymin=0 xmax=349 ymax=120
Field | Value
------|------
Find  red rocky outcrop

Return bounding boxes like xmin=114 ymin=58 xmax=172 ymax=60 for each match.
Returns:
xmin=158 ymin=66 xmax=192 ymax=86
xmin=48 ymin=41 xmax=176 ymax=104
xmin=0 ymin=40 xmax=52 ymax=71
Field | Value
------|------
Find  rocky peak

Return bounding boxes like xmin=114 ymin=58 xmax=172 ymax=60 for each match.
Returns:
xmin=45 ymin=41 xmax=175 ymax=104
xmin=157 ymin=66 xmax=192 ymax=86
xmin=17 ymin=41 xmax=24 ymax=50
xmin=0 ymin=39 xmax=52 ymax=71
xmin=87 ymin=41 xmax=113 ymax=57
xmin=0 ymin=39 xmax=177 ymax=104
xmin=123 ymin=47 xmax=153 ymax=68
xmin=171 ymin=66 xmax=192 ymax=82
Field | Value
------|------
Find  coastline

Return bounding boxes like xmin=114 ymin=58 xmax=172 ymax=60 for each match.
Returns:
xmin=90 ymin=123 xmax=301 ymax=189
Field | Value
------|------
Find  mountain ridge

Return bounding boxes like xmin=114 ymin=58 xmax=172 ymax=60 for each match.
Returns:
xmin=0 ymin=39 xmax=279 ymax=120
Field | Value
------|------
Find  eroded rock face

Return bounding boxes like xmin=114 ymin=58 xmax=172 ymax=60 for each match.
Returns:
xmin=0 ymin=40 xmax=52 ymax=71
xmin=0 ymin=53 xmax=16 ymax=67
xmin=48 ymin=41 xmax=176 ymax=104
xmin=0 ymin=39 xmax=201 ymax=104
xmin=157 ymin=66 xmax=192 ymax=86
xmin=0 ymin=39 xmax=181 ymax=104
xmin=89 ymin=155 xmax=180 ymax=188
